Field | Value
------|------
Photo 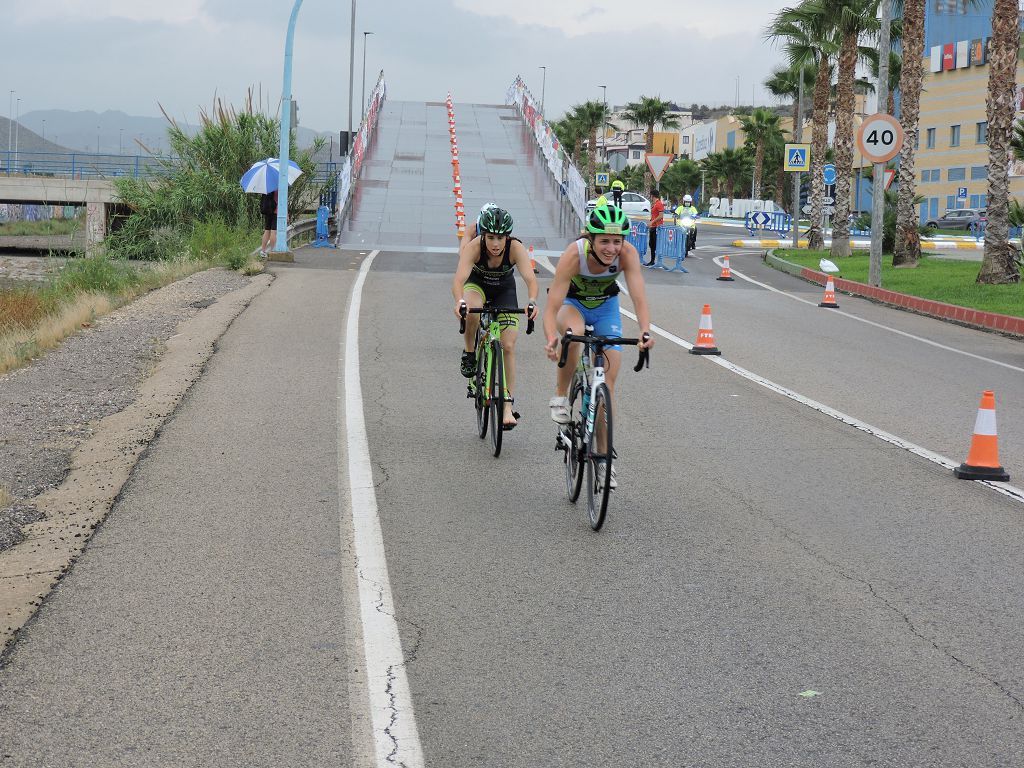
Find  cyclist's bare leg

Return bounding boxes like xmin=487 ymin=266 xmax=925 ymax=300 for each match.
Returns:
xmin=461 ymin=288 xmax=484 ymax=353
xmin=554 ymin=304 xmax=585 ymax=396
xmin=499 ymin=325 xmax=519 ymax=426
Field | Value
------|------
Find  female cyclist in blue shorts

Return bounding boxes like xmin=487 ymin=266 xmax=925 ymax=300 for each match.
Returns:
xmin=543 ymin=205 xmax=654 ymax=485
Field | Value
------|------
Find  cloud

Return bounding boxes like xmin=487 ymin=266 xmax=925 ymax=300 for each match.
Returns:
xmin=13 ymin=0 xmax=208 ymax=25
xmin=452 ymin=0 xmax=786 ymax=38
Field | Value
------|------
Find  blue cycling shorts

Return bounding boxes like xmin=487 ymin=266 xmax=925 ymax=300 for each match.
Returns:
xmin=563 ymin=297 xmax=622 ymax=350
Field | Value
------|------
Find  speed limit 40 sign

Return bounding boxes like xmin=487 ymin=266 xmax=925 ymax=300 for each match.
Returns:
xmin=857 ymin=113 xmax=904 ymax=163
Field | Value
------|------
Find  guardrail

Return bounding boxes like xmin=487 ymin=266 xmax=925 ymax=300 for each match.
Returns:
xmin=626 ymin=220 xmax=689 ymax=272
xmin=968 ymin=220 xmax=1024 ymax=241
xmin=744 ymin=211 xmax=793 ymax=236
xmin=334 ymin=70 xmax=386 ymax=227
xmin=1 ymin=149 xmax=341 ymax=188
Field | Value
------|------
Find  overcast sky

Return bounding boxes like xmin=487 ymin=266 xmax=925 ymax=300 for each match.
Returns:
xmin=5 ymin=0 xmax=796 ymax=131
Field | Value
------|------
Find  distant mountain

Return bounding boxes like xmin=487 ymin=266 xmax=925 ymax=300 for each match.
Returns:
xmin=14 ymin=109 xmax=334 ymax=156
xmin=0 ymin=117 xmax=73 ymax=154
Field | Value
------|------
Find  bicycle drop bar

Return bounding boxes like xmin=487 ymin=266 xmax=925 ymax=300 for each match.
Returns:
xmin=557 ymin=331 xmax=651 ymax=372
xmin=458 ymin=304 xmax=535 ymax=335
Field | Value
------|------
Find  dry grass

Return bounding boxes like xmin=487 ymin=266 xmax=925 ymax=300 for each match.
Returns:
xmin=0 ymin=288 xmax=55 ymax=329
xmin=0 ymin=293 xmax=112 ymax=375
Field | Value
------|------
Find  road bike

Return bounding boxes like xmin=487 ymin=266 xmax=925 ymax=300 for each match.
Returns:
xmin=555 ymin=327 xmax=650 ymax=530
xmin=459 ymin=303 xmax=535 ymax=458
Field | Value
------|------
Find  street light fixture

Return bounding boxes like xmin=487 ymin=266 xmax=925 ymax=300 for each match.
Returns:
xmin=539 ymin=66 xmax=546 ymax=116
xmin=361 ymin=31 xmax=374 ymax=121
xmin=8 ymin=90 xmax=13 ymax=153
xmin=598 ymin=85 xmax=607 ymax=162
xmin=119 ymin=128 xmax=124 ymax=155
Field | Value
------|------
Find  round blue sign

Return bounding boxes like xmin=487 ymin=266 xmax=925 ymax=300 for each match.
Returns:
xmin=823 ymin=164 xmax=837 ymax=185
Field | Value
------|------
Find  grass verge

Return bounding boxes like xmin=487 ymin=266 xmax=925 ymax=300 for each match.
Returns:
xmin=0 ymin=218 xmax=83 ymax=237
xmin=775 ymin=249 xmax=1024 ymax=318
xmin=0 ymin=224 xmax=263 ymax=375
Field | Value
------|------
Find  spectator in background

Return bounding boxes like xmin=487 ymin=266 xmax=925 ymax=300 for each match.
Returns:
xmin=611 ymin=178 xmax=625 ymax=208
xmin=645 ymin=189 xmax=664 ymax=266
xmin=260 ymin=189 xmax=278 ymax=257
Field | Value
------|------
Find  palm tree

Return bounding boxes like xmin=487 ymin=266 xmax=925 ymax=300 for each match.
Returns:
xmin=827 ymin=0 xmax=881 ymax=260
xmin=740 ymin=108 xmax=784 ymax=199
xmin=700 ymin=152 xmax=728 ymax=198
xmin=893 ymin=0 xmax=926 ymax=267
xmin=768 ymin=2 xmax=838 ymax=249
xmin=620 ymin=96 xmax=681 ymax=192
xmin=978 ymin=0 xmax=1023 ymax=284
xmin=765 ymin=64 xmax=817 ymax=144
xmin=551 ymin=115 xmax=585 ymax=169
xmin=719 ymin=147 xmax=755 ymax=200
xmin=661 ymin=158 xmax=703 ymax=203
xmin=567 ymin=101 xmax=609 ymax=196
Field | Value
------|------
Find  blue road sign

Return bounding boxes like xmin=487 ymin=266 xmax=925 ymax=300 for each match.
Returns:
xmin=786 ymin=147 xmax=808 ymax=169
xmin=823 ymin=164 xmax=837 ymax=185
xmin=957 ymin=187 xmax=968 ymax=199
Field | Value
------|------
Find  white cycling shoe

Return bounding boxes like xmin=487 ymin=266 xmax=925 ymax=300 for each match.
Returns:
xmin=595 ymin=460 xmax=617 ymax=490
xmin=549 ymin=396 xmax=570 ymax=424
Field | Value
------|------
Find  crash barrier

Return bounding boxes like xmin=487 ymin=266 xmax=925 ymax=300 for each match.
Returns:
xmin=969 ymin=221 xmax=1024 ymax=241
xmin=627 ymin=221 xmax=688 ymax=272
xmin=311 ymin=205 xmax=335 ymax=248
xmin=744 ymin=211 xmax=793 ymax=236
xmin=335 ymin=71 xmax=387 ymax=225
xmin=850 ymin=227 xmax=872 ymax=236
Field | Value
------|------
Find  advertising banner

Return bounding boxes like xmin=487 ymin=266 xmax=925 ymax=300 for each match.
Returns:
xmin=930 ymin=46 xmax=942 ymax=73
xmin=970 ymin=39 xmax=985 ymax=66
xmin=942 ymin=44 xmax=955 ymax=71
xmin=956 ymin=40 xmax=970 ymax=69
xmin=689 ymin=122 xmax=717 ymax=162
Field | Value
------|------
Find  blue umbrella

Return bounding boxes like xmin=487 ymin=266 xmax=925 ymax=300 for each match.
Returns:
xmin=239 ymin=158 xmax=303 ymax=193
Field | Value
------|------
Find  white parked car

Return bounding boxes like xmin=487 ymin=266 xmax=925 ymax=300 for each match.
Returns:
xmin=585 ymin=191 xmax=651 ymax=217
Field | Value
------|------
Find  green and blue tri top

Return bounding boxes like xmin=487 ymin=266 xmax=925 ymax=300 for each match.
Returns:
xmin=566 ymin=238 xmax=621 ymax=309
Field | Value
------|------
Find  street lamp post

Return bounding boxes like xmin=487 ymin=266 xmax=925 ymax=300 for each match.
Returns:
xmin=539 ymin=66 xmax=546 ymax=116
xmin=15 ymin=98 xmax=20 ymax=161
xmin=8 ymin=90 xmax=13 ymax=154
xmin=273 ymin=0 xmax=305 ymax=254
xmin=41 ymin=119 xmax=45 ymax=143
xmin=869 ymin=0 xmax=892 ymax=287
xmin=361 ymin=31 xmax=374 ymax=120
xmin=96 ymin=125 xmax=101 ymax=154
xmin=119 ymin=128 xmax=124 ymax=155
xmin=346 ymin=0 xmax=356 ymax=154
xmin=599 ymin=84 xmax=607 ymax=163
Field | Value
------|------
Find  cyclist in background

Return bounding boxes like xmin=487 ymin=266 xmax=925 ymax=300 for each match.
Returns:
xmin=460 ymin=202 xmax=499 ymax=256
xmin=453 ymin=207 xmax=539 ymax=430
xmin=543 ymin=204 xmax=654 ymax=486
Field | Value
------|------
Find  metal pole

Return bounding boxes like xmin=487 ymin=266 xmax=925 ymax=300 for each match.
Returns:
xmin=15 ymin=99 xmax=20 ymax=162
xmin=540 ymin=66 xmax=546 ymax=115
xmin=119 ymin=128 xmax=124 ymax=155
xmin=42 ymin=119 xmax=45 ymax=142
xmin=792 ymin=66 xmax=805 ymax=249
xmin=361 ymin=32 xmax=373 ymax=120
xmin=870 ymin=0 xmax=892 ymax=287
xmin=346 ymin=0 xmax=356 ymax=153
xmin=273 ymin=0 xmax=305 ymax=253
xmin=599 ymin=85 xmax=607 ymax=163
xmin=7 ymin=91 xmax=12 ymax=153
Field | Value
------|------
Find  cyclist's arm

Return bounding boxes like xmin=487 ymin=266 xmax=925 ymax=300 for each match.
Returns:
xmin=509 ymin=241 xmax=539 ymax=317
xmin=458 ymin=223 xmax=478 ymax=259
xmin=452 ymin=238 xmax=479 ymax=309
xmin=543 ymin=243 xmax=579 ymax=356
xmin=618 ymin=242 xmax=655 ymax=349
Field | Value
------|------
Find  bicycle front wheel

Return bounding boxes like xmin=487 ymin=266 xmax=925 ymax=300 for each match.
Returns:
xmin=565 ymin=375 xmax=585 ymax=502
xmin=489 ymin=339 xmax=504 ymax=458
xmin=584 ymin=382 xmax=613 ymax=531
xmin=475 ymin=340 xmax=488 ymax=439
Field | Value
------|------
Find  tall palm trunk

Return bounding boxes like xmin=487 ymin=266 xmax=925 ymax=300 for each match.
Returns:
xmin=979 ymin=0 xmax=1022 ymax=284
xmin=830 ymin=30 xmax=858 ymax=259
xmin=894 ymin=0 xmax=925 ymax=266
xmin=775 ymin=164 xmax=787 ymax=207
xmin=644 ymin=120 xmax=656 ymax=193
xmin=753 ymin=141 xmax=765 ymax=199
xmin=808 ymin=58 xmax=832 ymax=249
xmin=587 ymin=128 xmax=598 ymax=197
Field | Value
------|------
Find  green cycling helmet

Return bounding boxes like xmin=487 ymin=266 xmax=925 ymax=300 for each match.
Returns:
xmin=587 ymin=204 xmax=630 ymax=235
xmin=479 ymin=206 xmax=513 ymax=235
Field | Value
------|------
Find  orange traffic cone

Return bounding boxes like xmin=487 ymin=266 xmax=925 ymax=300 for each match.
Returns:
xmin=457 ymin=223 xmax=465 ymax=241
xmin=818 ymin=275 xmax=839 ymax=308
xmin=689 ymin=304 xmax=721 ymax=356
xmin=954 ymin=391 xmax=1009 ymax=481
xmin=717 ymin=255 xmax=735 ymax=281
xmin=529 ymin=245 xmax=538 ymax=274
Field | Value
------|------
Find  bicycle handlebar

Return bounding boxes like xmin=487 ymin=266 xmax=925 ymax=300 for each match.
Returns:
xmin=458 ymin=302 xmax=535 ymax=335
xmin=558 ymin=330 xmax=651 ymax=372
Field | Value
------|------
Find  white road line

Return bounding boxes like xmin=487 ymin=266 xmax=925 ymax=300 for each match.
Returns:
xmin=534 ymin=251 xmax=1024 ymax=505
xmin=711 ymin=255 xmax=1024 ymax=374
xmin=341 ymin=250 xmax=425 ymax=767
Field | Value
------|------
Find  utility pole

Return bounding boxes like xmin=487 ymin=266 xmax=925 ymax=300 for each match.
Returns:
xmin=599 ymin=84 xmax=607 ymax=164
xmin=346 ymin=0 xmax=356 ymax=154
xmin=792 ymin=66 xmax=805 ymax=249
xmin=362 ymin=31 xmax=374 ymax=119
xmin=870 ymin=0 xmax=892 ymax=287
xmin=7 ymin=91 xmax=12 ymax=154
xmin=273 ymin=0 xmax=305 ymax=254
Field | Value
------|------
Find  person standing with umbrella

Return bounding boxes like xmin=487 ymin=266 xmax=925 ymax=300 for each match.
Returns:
xmin=239 ymin=158 xmax=303 ymax=257
xmin=260 ymin=189 xmax=277 ymax=257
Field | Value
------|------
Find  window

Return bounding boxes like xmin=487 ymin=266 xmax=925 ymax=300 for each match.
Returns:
xmin=971 ymin=165 xmax=988 ymax=180
xmin=950 ymin=125 xmax=961 ymax=147
xmin=631 ymin=150 xmax=641 ymax=159
xmin=682 ymin=135 xmax=690 ymax=144
xmin=926 ymin=128 xmax=936 ymax=149
xmin=922 ymin=169 xmax=941 ymax=182
xmin=976 ymin=121 xmax=987 ymax=144
xmin=948 ymin=167 xmax=966 ymax=181
xmin=946 ymin=195 xmax=956 ymax=210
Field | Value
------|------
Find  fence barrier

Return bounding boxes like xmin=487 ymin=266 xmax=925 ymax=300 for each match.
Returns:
xmin=744 ymin=211 xmax=793 ymax=236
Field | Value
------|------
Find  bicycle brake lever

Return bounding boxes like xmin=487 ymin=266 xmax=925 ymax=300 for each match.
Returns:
xmin=526 ymin=303 xmax=536 ymax=335
xmin=458 ymin=303 xmax=467 ymax=334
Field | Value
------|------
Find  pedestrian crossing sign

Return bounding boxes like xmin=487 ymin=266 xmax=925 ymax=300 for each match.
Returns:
xmin=784 ymin=143 xmax=811 ymax=172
